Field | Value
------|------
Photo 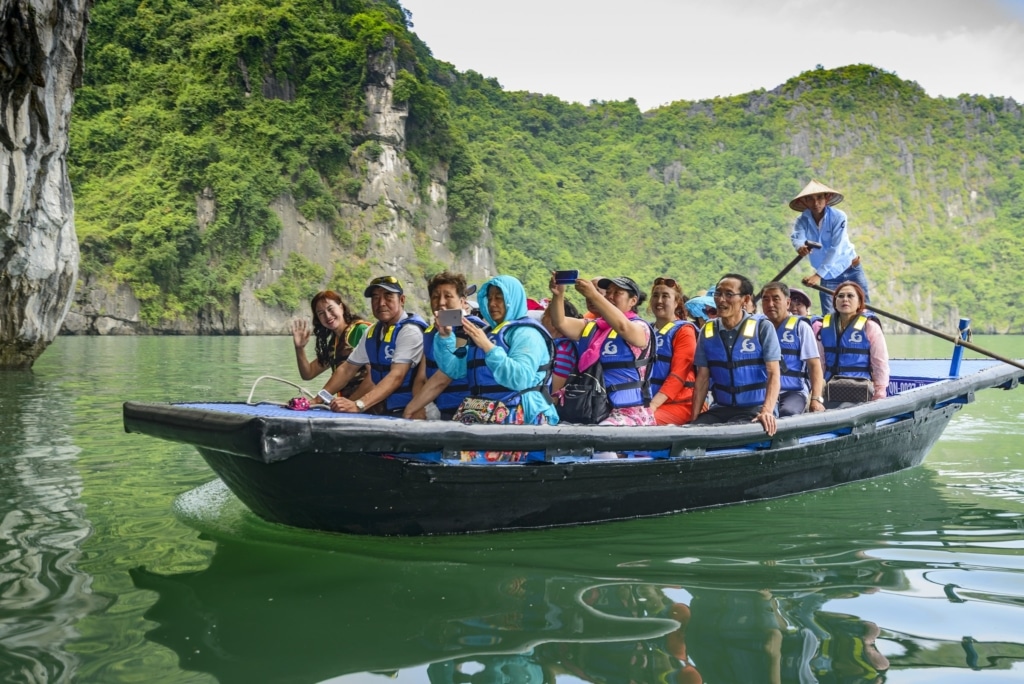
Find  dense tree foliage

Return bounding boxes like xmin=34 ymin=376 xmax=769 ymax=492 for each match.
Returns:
xmin=71 ymin=1 xmax=1024 ymax=332
xmin=71 ymin=0 xmax=482 ymax=322
xmin=443 ymin=65 xmax=1024 ymax=331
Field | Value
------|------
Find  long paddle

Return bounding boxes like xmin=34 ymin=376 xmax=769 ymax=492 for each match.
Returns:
xmin=753 ymin=240 xmax=822 ymax=304
xmin=807 ymin=283 xmax=1024 ymax=373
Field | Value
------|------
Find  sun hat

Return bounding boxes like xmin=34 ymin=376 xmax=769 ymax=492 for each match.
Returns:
xmin=789 ymin=287 xmax=813 ymax=308
xmin=597 ymin=276 xmax=642 ymax=299
xmin=362 ymin=275 xmax=404 ymax=297
xmin=685 ymin=295 xmax=716 ymax=320
xmin=789 ymin=180 xmax=844 ymax=212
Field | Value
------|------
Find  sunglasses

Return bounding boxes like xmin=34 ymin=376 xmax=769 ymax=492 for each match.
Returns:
xmin=653 ymin=277 xmax=678 ymax=288
xmin=370 ymin=275 xmax=400 ymax=285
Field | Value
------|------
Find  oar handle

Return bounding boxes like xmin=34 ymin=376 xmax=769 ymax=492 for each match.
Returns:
xmin=807 ymin=283 xmax=1024 ymax=373
xmin=754 ymin=241 xmax=823 ymax=304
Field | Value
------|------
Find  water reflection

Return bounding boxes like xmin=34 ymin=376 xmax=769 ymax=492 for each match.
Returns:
xmin=134 ymin=539 xmax=1024 ymax=684
xmin=132 ymin=462 xmax=1024 ymax=683
xmin=0 ymin=370 xmax=110 ymax=681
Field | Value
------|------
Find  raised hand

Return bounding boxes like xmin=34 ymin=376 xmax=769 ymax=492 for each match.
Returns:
xmin=292 ymin=318 xmax=311 ymax=349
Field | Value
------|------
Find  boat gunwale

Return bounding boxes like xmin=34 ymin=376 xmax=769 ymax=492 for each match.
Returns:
xmin=123 ymin=362 xmax=1023 ymax=464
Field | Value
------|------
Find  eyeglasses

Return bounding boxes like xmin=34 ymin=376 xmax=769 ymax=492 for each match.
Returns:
xmin=712 ymin=290 xmax=743 ymax=299
xmin=653 ymin=277 xmax=678 ymax=288
xmin=370 ymin=275 xmax=400 ymax=285
xmin=835 ymin=293 xmax=858 ymax=300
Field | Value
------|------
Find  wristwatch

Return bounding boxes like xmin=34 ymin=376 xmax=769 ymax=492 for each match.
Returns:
xmin=354 ymin=399 xmax=365 ymax=411
xmin=811 ymin=396 xmax=825 ymax=404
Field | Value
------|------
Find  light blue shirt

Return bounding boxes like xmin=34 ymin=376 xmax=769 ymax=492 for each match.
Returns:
xmin=435 ymin=275 xmax=559 ymax=425
xmin=790 ymin=206 xmax=857 ymax=280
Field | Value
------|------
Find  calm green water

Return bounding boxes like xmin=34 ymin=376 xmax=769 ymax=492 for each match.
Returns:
xmin=2 ymin=335 xmax=1023 ymax=683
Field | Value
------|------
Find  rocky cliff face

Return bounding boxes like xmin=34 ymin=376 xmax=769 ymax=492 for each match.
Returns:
xmin=63 ymin=38 xmax=494 ymax=335
xmin=1 ymin=0 xmax=90 ymax=367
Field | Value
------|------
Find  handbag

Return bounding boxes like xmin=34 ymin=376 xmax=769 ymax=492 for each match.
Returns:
xmin=452 ymin=396 xmax=511 ymax=425
xmin=556 ymin=362 xmax=612 ymax=425
xmin=824 ymin=375 xmax=873 ymax=404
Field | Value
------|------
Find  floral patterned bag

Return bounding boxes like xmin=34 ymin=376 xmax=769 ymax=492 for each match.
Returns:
xmin=452 ymin=396 xmax=511 ymax=424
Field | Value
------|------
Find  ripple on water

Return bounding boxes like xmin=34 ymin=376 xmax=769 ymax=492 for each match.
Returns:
xmin=942 ymin=413 xmax=1024 ymax=442
xmin=172 ymin=479 xmax=260 ymax=539
xmin=937 ymin=468 xmax=1024 ymax=505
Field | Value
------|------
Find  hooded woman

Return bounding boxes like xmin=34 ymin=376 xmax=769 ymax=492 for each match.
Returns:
xmin=434 ymin=275 xmax=559 ymax=426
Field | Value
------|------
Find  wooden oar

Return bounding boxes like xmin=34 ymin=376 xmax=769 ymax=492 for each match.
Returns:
xmin=807 ymin=283 xmax=1024 ymax=373
xmin=754 ymin=240 xmax=822 ymax=304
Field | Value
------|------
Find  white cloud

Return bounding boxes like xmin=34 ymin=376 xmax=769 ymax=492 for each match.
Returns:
xmin=400 ymin=0 xmax=1024 ymax=109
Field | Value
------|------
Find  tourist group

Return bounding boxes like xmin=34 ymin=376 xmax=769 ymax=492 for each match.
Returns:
xmin=291 ymin=181 xmax=887 ymax=440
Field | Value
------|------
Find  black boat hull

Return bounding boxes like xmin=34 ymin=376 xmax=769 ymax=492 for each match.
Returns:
xmin=123 ymin=360 xmax=1023 ymax=535
xmin=195 ymin=402 xmax=954 ymax=535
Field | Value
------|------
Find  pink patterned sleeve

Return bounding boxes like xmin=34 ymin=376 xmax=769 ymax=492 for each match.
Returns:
xmin=865 ymin=320 xmax=889 ymax=400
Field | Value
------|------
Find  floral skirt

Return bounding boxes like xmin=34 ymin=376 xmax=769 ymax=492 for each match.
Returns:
xmin=599 ymin=406 xmax=656 ymax=426
xmin=459 ymin=404 xmax=549 ymax=463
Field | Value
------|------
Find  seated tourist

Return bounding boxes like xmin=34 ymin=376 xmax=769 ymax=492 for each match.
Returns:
xmin=319 ymin=275 xmax=426 ymax=415
xmin=292 ymin=291 xmax=370 ymax=397
xmin=759 ymin=281 xmax=825 ymax=416
xmin=549 ymin=275 xmax=655 ymax=426
xmin=647 ymin=277 xmax=698 ymax=426
xmin=540 ymin=298 xmax=582 ymax=394
xmin=434 ymin=275 xmax=559 ymax=425
xmin=689 ymin=274 xmax=781 ymax=436
xmin=684 ymin=295 xmax=717 ymax=328
xmin=818 ymin=281 xmax=889 ymax=407
xmin=403 ymin=272 xmax=486 ymax=420
xmin=788 ymin=287 xmax=822 ymax=334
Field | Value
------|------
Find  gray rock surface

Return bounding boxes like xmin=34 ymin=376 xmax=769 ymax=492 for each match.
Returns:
xmin=64 ymin=36 xmax=494 ymax=335
xmin=1 ymin=0 xmax=90 ymax=367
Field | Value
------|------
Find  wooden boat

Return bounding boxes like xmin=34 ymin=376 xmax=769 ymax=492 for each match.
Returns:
xmin=122 ymin=359 xmax=1022 ymax=536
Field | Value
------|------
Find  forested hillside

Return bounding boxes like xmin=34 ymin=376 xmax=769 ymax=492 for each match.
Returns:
xmin=445 ymin=65 xmax=1024 ymax=332
xmin=70 ymin=0 xmax=486 ymax=325
xmin=70 ymin=0 xmax=1024 ymax=332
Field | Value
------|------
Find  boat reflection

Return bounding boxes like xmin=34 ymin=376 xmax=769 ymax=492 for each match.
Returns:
xmin=130 ymin=530 xmax=1024 ymax=684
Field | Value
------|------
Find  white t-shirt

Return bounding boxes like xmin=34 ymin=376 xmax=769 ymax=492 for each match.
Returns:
xmin=346 ymin=316 xmax=424 ymax=367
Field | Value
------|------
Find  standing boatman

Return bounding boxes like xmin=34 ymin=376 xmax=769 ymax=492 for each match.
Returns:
xmin=789 ymin=180 xmax=870 ymax=315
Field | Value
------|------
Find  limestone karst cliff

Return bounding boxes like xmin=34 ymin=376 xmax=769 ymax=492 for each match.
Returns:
xmin=1 ymin=0 xmax=90 ymax=367
xmin=64 ymin=25 xmax=494 ymax=335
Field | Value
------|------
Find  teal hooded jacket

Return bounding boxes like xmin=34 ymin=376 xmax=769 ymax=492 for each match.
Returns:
xmin=435 ymin=275 xmax=559 ymax=425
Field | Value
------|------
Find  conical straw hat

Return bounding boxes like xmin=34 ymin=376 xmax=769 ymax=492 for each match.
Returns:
xmin=789 ymin=180 xmax=844 ymax=211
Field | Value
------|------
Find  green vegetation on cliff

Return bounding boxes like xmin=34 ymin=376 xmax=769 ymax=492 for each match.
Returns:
xmin=443 ymin=65 xmax=1024 ymax=331
xmin=71 ymin=1 xmax=1024 ymax=332
xmin=71 ymin=0 xmax=485 ymax=322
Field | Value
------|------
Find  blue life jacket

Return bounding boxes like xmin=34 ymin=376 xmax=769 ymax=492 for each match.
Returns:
xmin=650 ymin=320 xmax=697 ymax=396
xmin=578 ymin=318 xmax=654 ymax=409
xmin=364 ymin=313 xmax=427 ymax=413
xmin=423 ymin=315 xmax=487 ymax=415
xmin=465 ymin=317 xmax=553 ymax=407
xmin=820 ymin=313 xmax=877 ymax=380
xmin=776 ymin=316 xmax=809 ymax=393
xmin=702 ymin=315 xmax=768 ymax=407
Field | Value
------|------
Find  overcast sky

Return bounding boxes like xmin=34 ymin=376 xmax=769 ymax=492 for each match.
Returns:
xmin=399 ymin=0 xmax=1024 ymax=111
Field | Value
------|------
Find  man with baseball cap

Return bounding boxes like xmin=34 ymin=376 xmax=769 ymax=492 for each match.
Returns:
xmin=319 ymin=275 xmax=426 ymax=415
xmin=789 ymin=180 xmax=870 ymax=315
